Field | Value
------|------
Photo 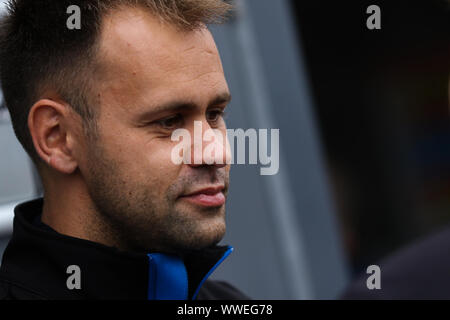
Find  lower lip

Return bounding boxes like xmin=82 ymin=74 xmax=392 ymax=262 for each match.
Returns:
xmin=181 ymin=192 xmax=226 ymax=207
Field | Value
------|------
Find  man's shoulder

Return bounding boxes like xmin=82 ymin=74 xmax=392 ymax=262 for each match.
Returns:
xmin=342 ymin=225 xmax=450 ymax=299
xmin=196 ymin=280 xmax=250 ymax=300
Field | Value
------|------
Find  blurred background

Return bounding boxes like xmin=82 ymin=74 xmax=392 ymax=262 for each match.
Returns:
xmin=0 ymin=0 xmax=449 ymax=299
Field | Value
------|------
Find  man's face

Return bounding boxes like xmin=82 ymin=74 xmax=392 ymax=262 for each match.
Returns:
xmin=78 ymin=8 xmax=231 ymax=253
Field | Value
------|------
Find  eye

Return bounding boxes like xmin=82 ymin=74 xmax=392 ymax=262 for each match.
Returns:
xmin=157 ymin=114 xmax=184 ymax=130
xmin=206 ymin=109 xmax=227 ymax=123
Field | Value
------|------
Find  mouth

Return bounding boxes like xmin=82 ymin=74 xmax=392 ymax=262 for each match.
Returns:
xmin=179 ymin=185 xmax=226 ymax=208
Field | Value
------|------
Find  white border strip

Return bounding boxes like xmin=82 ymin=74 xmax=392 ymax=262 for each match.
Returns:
xmin=0 ymin=201 xmax=18 ymax=235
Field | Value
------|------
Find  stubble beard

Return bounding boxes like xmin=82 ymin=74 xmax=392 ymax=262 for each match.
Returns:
xmin=83 ymin=139 xmax=227 ymax=255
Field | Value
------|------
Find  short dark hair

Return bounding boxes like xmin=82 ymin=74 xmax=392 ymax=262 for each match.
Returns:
xmin=0 ymin=0 xmax=232 ymax=165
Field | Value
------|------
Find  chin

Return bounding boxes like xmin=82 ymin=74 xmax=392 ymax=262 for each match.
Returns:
xmin=182 ymin=219 xmax=226 ymax=251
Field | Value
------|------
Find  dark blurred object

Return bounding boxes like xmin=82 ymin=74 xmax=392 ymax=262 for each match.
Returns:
xmin=342 ymin=224 xmax=450 ymax=299
xmin=291 ymin=0 xmax=450 ymax=274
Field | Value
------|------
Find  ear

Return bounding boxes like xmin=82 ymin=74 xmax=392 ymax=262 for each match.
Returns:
xmin=28 ymin=99 xmax=80 ymax=174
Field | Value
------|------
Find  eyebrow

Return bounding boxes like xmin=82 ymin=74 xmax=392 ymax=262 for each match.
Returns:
xmin=137 ymin=92 xmax=232 ymax=122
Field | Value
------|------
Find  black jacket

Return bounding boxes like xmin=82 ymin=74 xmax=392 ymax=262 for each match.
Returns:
xmin=0 ymin=198 xmax=249 ymax=300
xmin=342 ymin=225 xmax=450 ymax=300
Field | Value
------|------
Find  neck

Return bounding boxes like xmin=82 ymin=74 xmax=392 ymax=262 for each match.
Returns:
xmin=41 ymin=170 xmax=128 ymax=251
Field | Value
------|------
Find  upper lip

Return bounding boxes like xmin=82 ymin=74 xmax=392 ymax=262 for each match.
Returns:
xmin=182 ymin=185 xmax=225 ymax=197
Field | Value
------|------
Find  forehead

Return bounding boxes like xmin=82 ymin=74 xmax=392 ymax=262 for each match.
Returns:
xmin=97 ymin=7 xmax=225 ymax=94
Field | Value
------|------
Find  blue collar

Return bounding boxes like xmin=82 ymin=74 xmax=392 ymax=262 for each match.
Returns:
xmin=147 ymin=246 xmax=233 ymax=300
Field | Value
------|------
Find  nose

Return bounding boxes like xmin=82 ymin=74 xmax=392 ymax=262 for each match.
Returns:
xmin=188 ymin=120 xmax=230 ymax=168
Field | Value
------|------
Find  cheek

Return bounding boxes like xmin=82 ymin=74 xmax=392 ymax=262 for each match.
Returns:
xmin=142 ymin=138 xmax=182 ymax=181
xmin=98 ymin=120 xmax=182 ymax=190
xmin=145 ymin=143 xmax=180 ymax=173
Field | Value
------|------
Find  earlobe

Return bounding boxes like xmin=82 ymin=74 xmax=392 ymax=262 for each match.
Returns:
xmin=48 ymin=152 xmax=78 ymax=174
xmin=28 ymin=99 xmax=79 ymax=174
